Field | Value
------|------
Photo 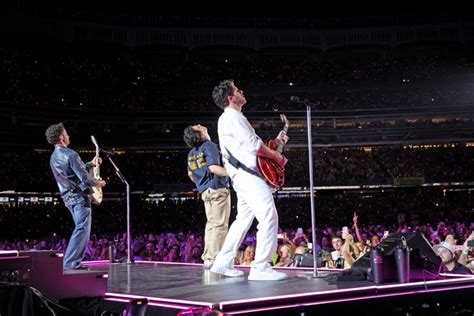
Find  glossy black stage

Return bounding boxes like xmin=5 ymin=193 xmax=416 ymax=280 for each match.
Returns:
xmin=2 ymin=250 xmax=474 ymax=315
xmin=83 ymin=261 xmax=474 ymax=315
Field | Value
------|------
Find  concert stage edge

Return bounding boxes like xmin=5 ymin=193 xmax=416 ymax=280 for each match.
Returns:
xmin=1 ymin=252 xmax=474 ymax=315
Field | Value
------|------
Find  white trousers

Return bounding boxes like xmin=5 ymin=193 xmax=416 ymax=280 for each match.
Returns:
xmin=213 ymin=171 xmax=278 ymax=271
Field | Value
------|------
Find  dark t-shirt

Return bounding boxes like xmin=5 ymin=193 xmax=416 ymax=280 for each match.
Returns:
xmin=444 ymin=262 xmax=473 ymax=275
xmin=187 ymin=141 xmax=229 ymax=193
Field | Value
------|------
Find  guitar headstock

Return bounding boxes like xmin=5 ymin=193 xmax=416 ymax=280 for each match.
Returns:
xmin=91 ymin=135 xmax=99 ymax=149
xmin=280 ymin=114 xmax=290 ymax=130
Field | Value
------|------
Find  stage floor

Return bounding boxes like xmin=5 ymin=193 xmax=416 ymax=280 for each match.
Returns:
xmin=83 ymin=261 xmax=474 ymax=314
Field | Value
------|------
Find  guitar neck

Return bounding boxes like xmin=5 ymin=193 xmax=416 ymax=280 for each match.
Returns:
xmin=91 ymin=136 xmax=101 ymax=179
xmin=95 ymin=146 xmax=100 ymax=178
xmin=276 ymin=122 xmax=290 ymax=152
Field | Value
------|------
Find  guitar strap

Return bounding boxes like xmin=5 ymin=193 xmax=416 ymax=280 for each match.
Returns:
xmin=224 ymin=147 xmax=263 ymax=179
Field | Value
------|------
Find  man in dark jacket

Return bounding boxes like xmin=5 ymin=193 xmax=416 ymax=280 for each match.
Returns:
xmin=46 ymin=123 xmax=106 ymax=270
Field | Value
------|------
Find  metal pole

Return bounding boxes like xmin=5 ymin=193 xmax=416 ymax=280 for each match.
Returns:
xmin=126 ymin=182 xmax=132 ymax=264
xmin=103 ymin=151 xmax=133 ymax=265
xmin=306 ymin=104 xmax=318 ymax=277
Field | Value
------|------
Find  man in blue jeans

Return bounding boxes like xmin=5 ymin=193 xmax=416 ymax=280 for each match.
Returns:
xmin=45 ymin=123 xmax=106 ymax=270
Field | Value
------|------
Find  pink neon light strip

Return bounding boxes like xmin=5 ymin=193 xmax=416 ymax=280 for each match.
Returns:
xmin=0 ymin=255 xmax=30 ymax=260
xmin=218 ymin=275 xmax=474 ymax=306
xmin=219 ymin=285 xmax=377 ymax=306
xmin=225 ymin=283 xmax=474 ymax=314
xmin=103 ymin=297 xmax=187 ymax=310
xmin=440 ymin=272 xmax=474 ymax=279
xmin=105 ymin=292 xmax=213 ymax=307
xmin=375 ymin=276 xmax=474 ymax=290
xmin=0 ymin=250 xmax=20 ymax=255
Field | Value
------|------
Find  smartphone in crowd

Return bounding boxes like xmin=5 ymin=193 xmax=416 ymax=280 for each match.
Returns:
xmin=383 ymin=231 xmax=389 ymax=238
xmin=342 ymin=226 xmax=349 ymax=235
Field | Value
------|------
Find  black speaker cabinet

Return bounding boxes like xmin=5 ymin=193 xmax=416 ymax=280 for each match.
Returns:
xmin=352 ymin=232 xmax=441 ymax=281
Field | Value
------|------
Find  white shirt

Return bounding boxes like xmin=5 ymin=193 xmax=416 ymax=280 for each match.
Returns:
xmin=218 ymin=107 xmax=263 ymax=179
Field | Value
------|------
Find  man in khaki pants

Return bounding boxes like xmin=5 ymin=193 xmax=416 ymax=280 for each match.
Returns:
xmin=184 ymin=124 xmax=231 ymax=269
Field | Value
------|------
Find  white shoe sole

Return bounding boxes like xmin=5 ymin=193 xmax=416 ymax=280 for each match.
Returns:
xmin=248 ymin=271 xmax=288 ymax=281
xmin=210 ymin=266 xmax=244 ymax=277
xmin=203 ymin=262 xmax=214 ymax=270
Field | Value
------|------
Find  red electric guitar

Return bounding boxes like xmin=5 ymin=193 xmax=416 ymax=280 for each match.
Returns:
xmin=257 ymin=114 xmax=290 ymax=188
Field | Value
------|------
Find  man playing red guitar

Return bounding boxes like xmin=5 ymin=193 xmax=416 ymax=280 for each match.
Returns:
xmin=210 ymin=79 xmax=289 ymax=281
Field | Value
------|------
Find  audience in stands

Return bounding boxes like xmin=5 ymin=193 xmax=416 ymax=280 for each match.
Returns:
xmin=1 ymin=46 xmax=472 ymax=112
xmin=2 ymin=145 xmax=473 ymax=193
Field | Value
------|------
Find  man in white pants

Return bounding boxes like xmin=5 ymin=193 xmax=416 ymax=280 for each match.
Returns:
xmin=210 ymin=79 xmax=289 ymax=281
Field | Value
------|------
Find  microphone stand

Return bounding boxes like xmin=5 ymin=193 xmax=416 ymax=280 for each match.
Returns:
xmin=101 ymin=150 xmax=133 ymax=264
xmin=292 ymin=97 xmax=321 ymax=278
xmin=305 ymin=99 xmax=319 ymax=278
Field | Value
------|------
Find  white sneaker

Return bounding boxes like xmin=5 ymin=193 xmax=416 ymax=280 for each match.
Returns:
xmin=210 ymin=265 xmax=244 ymax=277
xmin=248 ymin=267 xmax=288 ymax=281
xmin=203 ymin=260 xmax=214 ymax=270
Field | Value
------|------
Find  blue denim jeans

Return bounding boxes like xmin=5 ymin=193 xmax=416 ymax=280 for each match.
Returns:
xmin=63 ymin=194 xmax=92 ymax=269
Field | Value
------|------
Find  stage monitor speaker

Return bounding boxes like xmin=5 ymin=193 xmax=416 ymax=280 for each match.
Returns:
xmin=293 ymin=253 xmax=324 ymax=268
xmin=352 ymin=232 xmax=441 ymax=281
xmin=293 ymin=249 xmax=338 ymax=268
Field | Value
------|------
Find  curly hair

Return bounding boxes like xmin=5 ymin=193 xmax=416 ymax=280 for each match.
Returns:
xmin=212 ymin=79 xmax=234 ymax=110
xmin=183 ymin=126 xmax=203 ymax=148
xmin=45 ymin=122 xmax=65 ymax=145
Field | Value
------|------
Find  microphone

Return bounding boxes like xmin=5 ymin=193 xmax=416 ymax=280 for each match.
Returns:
xmin=100 ymin=148 xmax=115 ymax=156
xmin=290 ymin=95 xmax=319 ymax=107
xmin=290 ymin=96 xmax=300 ymax=102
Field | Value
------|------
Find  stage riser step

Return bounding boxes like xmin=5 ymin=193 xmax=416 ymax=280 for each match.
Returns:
xmin=19 ymin=250 xmax=63 ymax=276
xmin=34 ymin=273 xmax=108 ymax=300
xmin=0 ymin=256 xmax=32 ymax=272
xmin=1 ymin=250 xmax=107 ymax=301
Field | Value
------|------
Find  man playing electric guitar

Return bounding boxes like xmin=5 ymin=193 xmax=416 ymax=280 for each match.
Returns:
xmin=46 ymin=123 xmax=106 ymax=270
xmin=90 ymin=135 xmax=103 ymax=204
xmin=210 ymin=79 xmax=289 ymax=281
